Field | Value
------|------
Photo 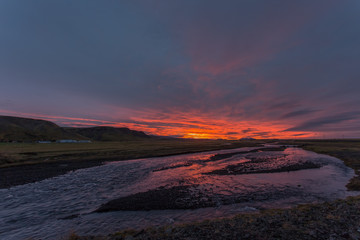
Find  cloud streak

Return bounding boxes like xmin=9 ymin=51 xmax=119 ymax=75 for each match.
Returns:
xmin=285 ymin=112 xmax=360 ymax=132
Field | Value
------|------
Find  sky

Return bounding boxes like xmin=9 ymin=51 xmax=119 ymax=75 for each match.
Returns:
xmin=0 ymin=0 xmax=360 ymax=139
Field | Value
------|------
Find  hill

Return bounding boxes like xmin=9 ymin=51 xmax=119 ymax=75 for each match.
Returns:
xmin=0 ymin=115 xmax=151 ymax=142
xmin=65 ymin=126 xmax=150 ymax=141
xmin=0 ymin=116 xmax=85 ymax=142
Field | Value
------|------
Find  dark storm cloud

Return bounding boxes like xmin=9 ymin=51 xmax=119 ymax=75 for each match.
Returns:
xmin=292 ymin=133 xmax=307 ymax=137
xmin=281 ymin=109 xmax=318 ymax=119
xmin=0 ymin=0 xmax=360 ymax=138
xmin=242 ymin=128 xmax=256 ymax=134
xmin=250 ymin=131 xmax=272 ymax=138
xmin=226 ymin=132 xmax=238 ymax=135
xmin=285 ymin=112 xmax=360 ymax=132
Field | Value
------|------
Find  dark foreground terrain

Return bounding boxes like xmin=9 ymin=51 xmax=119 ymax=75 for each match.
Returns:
xmin=72 ymin=196 xmax=360 ymax=240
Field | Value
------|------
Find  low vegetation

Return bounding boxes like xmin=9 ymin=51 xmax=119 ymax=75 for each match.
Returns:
xmin=0 ymin=139 xmax=261 ymax=167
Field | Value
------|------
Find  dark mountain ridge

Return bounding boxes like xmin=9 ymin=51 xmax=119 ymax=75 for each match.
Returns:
xmin=65 ymin=126 xmax=150 ymax=141
xmin=0 ymin=115 xmax=151 ymax=142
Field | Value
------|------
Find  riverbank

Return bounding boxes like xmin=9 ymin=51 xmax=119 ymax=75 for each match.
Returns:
xmin=0 ymin=139 xmax=260 ymax=188
xmin=73 ymin=196 xmax=360 ymax=240
xmin=295 ymin=140 xmax=360 ymax=190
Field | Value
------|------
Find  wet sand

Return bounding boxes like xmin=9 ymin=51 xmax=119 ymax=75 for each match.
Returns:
xmin=206 ymin=160 xmax=321 ymax=175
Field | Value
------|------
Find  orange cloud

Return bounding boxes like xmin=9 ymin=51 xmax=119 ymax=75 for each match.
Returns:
xmin=0 ymin=109 xmax=317 ymax=139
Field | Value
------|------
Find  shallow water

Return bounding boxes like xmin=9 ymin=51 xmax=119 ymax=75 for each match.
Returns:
xmin=0 ymin=146 xmax=358 ymax=239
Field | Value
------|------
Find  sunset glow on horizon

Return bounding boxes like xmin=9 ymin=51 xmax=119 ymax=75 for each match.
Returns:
xmin=1 ymin=1 xmax=359 ymax=139
xmin=0 ymin=109 xmax=328 ymax=139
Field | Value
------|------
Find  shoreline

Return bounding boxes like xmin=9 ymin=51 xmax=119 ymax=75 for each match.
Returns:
xmin=76 ymin=195 xmax=360 ymax=240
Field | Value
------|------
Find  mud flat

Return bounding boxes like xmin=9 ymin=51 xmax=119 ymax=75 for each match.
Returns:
xmin=95 ymin=185 xmax=207 ymax=211
xmin=95 ymin=184 xmax=301 ymax=212
xmin=0 ymin=159 xmax=102 ymax=189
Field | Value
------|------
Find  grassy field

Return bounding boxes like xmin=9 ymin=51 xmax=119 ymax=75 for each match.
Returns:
xmin=0 ymin=139 xmax=262 ymax=167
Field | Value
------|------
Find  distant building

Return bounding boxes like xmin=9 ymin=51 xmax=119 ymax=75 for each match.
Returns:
xmin=56 ymin=139 xmax=78 ymax=143
xmin=38 ymin=141 xmax=51 ymax=143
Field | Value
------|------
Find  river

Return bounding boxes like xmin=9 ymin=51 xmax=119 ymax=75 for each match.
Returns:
xmin=0 ymin=146 xmax=357 ymax=239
